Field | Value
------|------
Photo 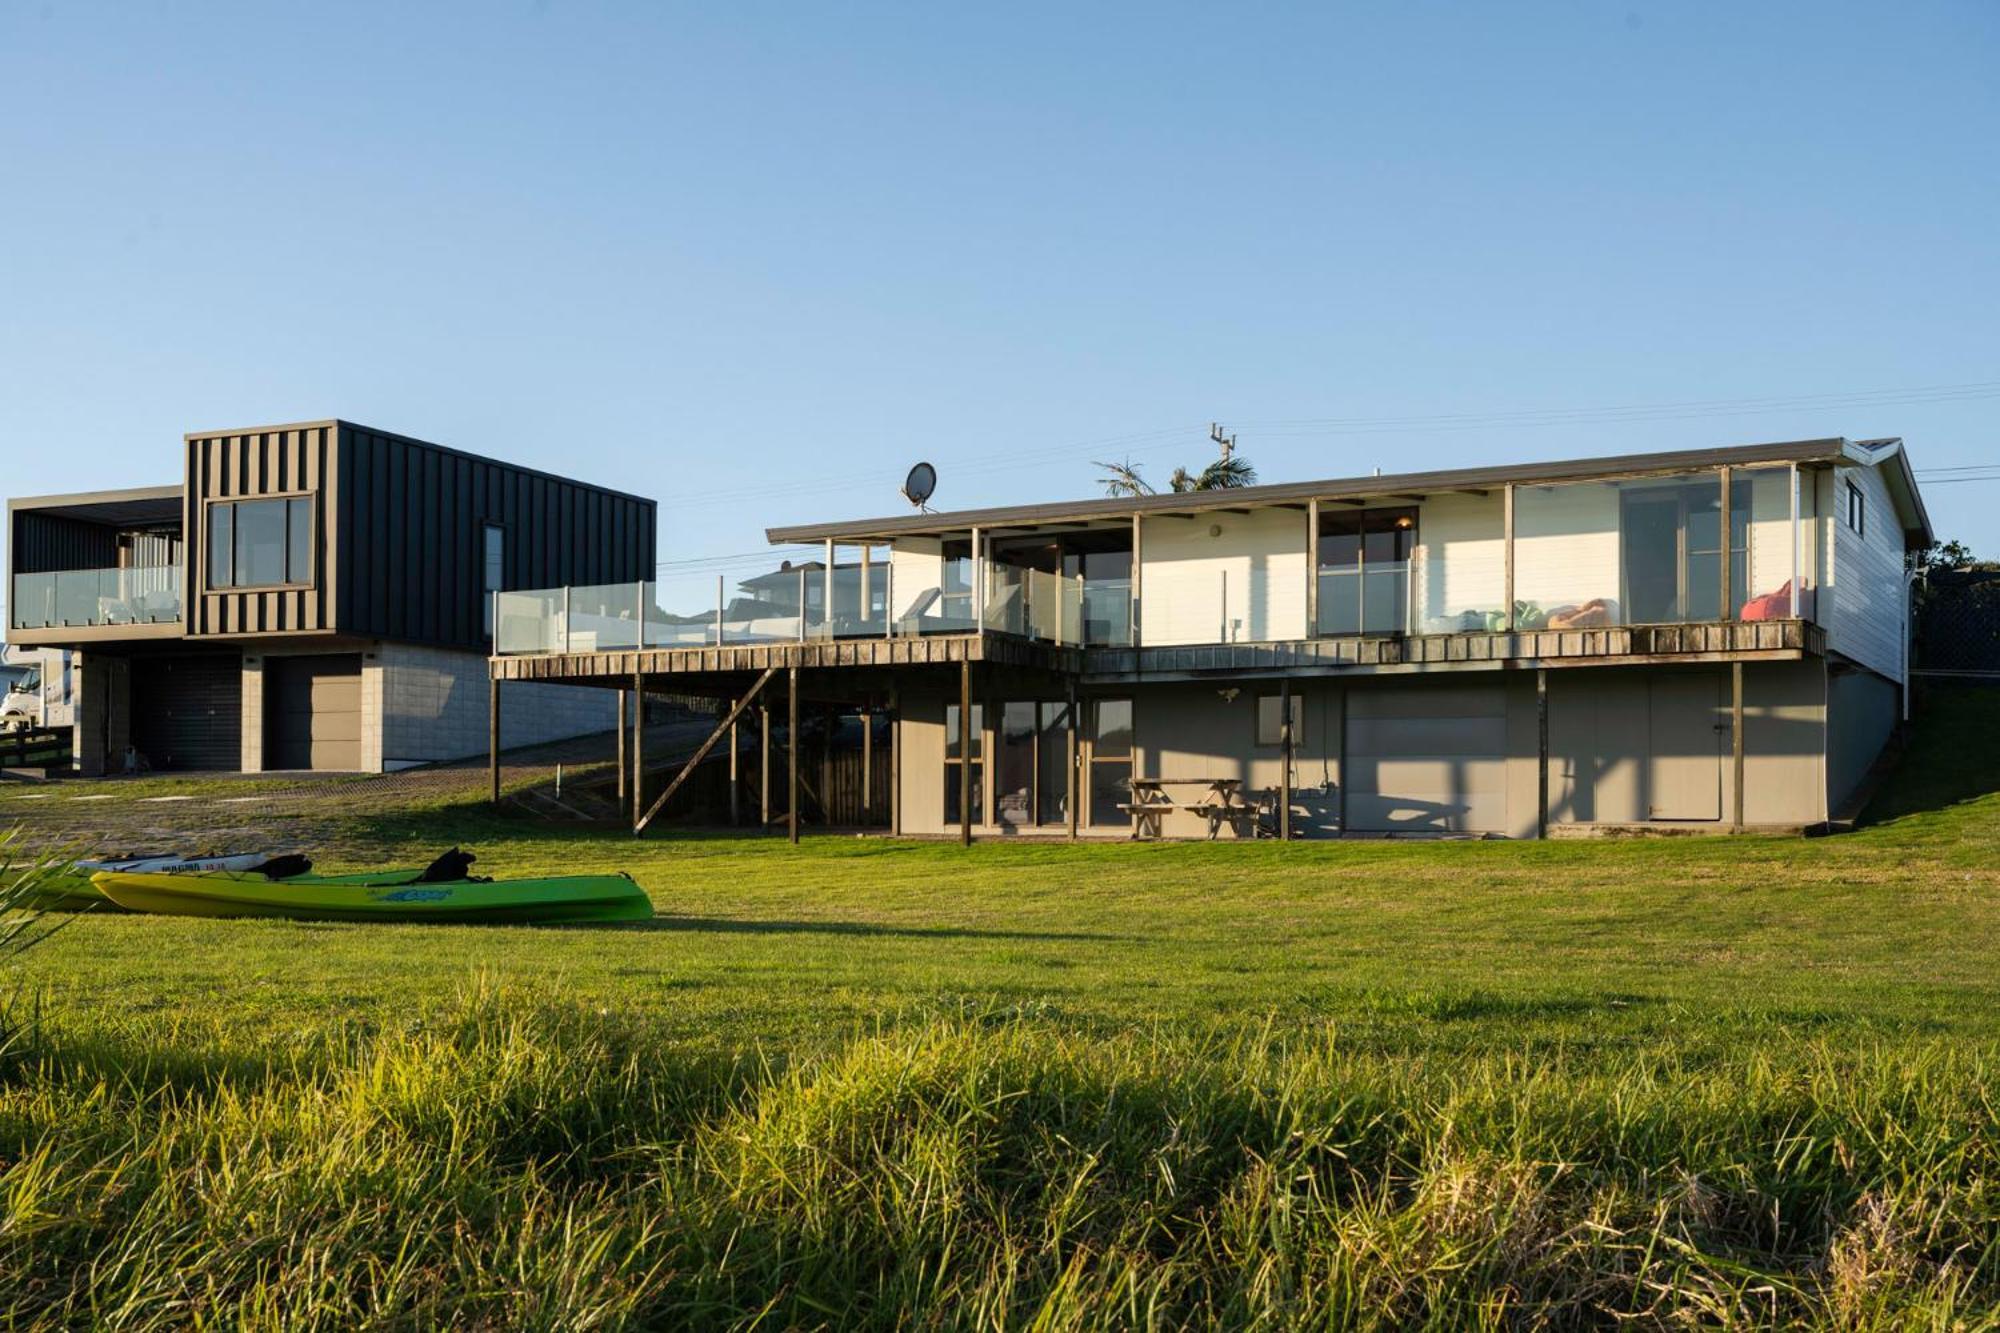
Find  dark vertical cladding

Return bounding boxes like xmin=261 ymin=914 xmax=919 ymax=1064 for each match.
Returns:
xmin=184 ymin=424 xmax=335 ymax=637
xmin=332 ymin=422 xmax=654 ymax=652
xmin=178 ymin=420 xmax=652 ymax=649
xmin=10 ymin=511 xmax=120 ymax=573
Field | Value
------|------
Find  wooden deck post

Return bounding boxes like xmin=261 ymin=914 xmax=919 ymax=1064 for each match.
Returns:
xmin=1719 ymin=466 xmax=1734 ymax=621
xmin=958 ymin=658 xmax=972 ymax=845
xmin=728 ymin=697 xmax=740 ymax=826
xmin=759 ymin=703 xmax=771 ymax=826
xmin=615 ymin=688 xmax=627 ymax=804
xmin=1278 ymin=677 xmax=1293 ymax=841
xmin=1305 ymin=499 xmax=1319 ymax=637
xmin=889 ymin=687 xmax=902 ymax=836
xmin=488 ymin=676 xmax=501 ymax=806
xmin=1536 ymin=668 xmax=1549 ymax=838
xmin=1065 ymin=679 xmax=1079 ymax=841
xmin=1732 ymin=662 xmax=1745 ymax=832
xmin=1130 ymin=514 xmax=1143 ymax=648
xmin=861 ymin=706 xmax=872 ymax=817
xmin=631 ymin=669 xmax=644 ymax=829
xmin=820 ymin=703 xmax=834 ymax=827
xmin=788 ymin=665 xmax=800 ymax=844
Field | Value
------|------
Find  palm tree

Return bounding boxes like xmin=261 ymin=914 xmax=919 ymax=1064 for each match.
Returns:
xmin=1096 ymin=433 xmax=1256 ymax=497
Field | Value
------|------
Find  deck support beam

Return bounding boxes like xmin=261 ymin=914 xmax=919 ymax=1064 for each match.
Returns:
xmin=959 ymin=658 xmax=973 ymax=845
xmin=889 ymin=688 xmax=902 ymax=836
xmin=727 ymin=699 xmax=740 ymax=826
xmin=635 ymin=668 xmax=777 ymax=836
xmin=1536 ymin=668 xmax=1549 ymax=838
xmin=615 ymin=688 xmax=627 ymax=804
xmin=631 ymin=669 xmax=644 ymax=827
xmin=1731 ymin=661 xmax=1746 ymax=832
xmin=488 ymin=676 xmax=501 ymax=806
xmin=760 ymin=703 xmax=771 ymax=825
xmin=788 ymin=666 xmax=801 ymax=844
xmin=1278 ymin=677 xmax=1293 ymax=840
xmin=1065 ymin=678 xmax=1079 ymax=841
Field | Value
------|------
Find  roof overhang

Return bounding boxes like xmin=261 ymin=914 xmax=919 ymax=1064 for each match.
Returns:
xmin=8 ymin=485 xmax=184 ymax=528
xmin=767 ymin=437 xmax=1856 ymax=544
xmin=1839 ymin=438 xmax=1932 ymax=548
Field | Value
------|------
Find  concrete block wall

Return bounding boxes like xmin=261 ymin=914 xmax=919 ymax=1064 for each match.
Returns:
xmin=378 ymin=641 xmax=615 ymax=769
xmin=239 ymin=657 xmax=265 ymax=771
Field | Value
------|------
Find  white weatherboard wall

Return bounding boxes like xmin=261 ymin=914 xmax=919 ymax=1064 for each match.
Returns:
xmin=889 ymin=538 xmax=945 ymax=619
xmin=1412 ymin=493 xmax=1505 ymax=631
xmin=1141 ymin=508 xmax=1308 ymax=646
xmin=1512 ymin=482 xmax=1621 ymax=615
xmin=380 ymin=642 xmax=616 ymax=769
xmin=1825 ymin=462 xmax=1908 ymax=682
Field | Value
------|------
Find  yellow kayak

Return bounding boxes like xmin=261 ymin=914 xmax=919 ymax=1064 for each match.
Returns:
xmin=91 ymin=869 xmax=653 ymax=924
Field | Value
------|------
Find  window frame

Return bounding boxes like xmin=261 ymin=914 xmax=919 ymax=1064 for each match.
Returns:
xmin=1085 ymin=697 xmax=1134 ymax=828
xmin=942 ymin=700 xmax=986 ymax=827
xmin=481 ymin=522 xmax=507 ymax=637
xmin=1845 ymin=480 xmax=1866 ymax=538
xmin=204 ymin=491 xmax=318 ymax=592
xmin=1254 ymin=693 xmax=1303 ymax=748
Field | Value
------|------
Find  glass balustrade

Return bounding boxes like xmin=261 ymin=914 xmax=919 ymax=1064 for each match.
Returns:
xmin=485 ymin=477 xmax=1814 ymax=659
xmin=489 ymin=564 xmax=1122 ymax=653
xmin=10 ymin=567 xmax=183 ymax=630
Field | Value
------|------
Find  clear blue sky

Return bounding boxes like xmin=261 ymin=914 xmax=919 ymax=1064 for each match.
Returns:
xmin=3 ymin=2 xmax=1995 ymax=599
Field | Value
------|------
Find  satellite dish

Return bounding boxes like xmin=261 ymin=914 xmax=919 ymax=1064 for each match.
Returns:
xmin=901 ymin=461 xmax=937 ymax=508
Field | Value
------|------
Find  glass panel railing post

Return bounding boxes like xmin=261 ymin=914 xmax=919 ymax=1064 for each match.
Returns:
xmin=562 ymin=585 xmax=572 ymax=654
xmin=797 ymin=569 xmax=807 ymax=644
xmin=716 ymin=574 xmax=725 ymax=646
xmin=884 ymin=562 xmax=894 ymax=640
xmin=636 ymin=581 xmax=647 ymax=650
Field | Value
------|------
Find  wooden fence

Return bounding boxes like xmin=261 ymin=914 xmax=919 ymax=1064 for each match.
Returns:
xmin=0 ymin=727 xmax=71 ymax=770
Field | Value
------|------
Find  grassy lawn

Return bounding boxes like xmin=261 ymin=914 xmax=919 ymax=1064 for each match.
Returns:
xmin=1 ymin=687 xmax=1996 ymax=1326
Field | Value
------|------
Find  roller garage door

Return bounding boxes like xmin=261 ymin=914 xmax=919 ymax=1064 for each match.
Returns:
xmin=265 ymin=654 xmax=363 ymax=771
xmin=1346 ymin=684 xmax=1508 ymax=833
xmin=130 ymin=653 xmax=242 ymax=771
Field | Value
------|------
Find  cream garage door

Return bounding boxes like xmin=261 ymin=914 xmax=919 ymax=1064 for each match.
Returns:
xmin=1346 ymin=685 xmax=1508 ymax=833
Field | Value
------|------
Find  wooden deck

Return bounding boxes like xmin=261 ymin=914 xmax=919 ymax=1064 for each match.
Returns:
xmin=1087 ymin=619 xmax=1821 ymax=682
xmin=490 ymin=632 xmax=1081 ymax=684
xmin=491 ymin=619 xmax=1820 ymax=686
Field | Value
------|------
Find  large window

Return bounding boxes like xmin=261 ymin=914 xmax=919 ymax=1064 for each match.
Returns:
xmin=482 ymin=524 xmax=505 ymax=636
xmin=996 ymin=701 xmax=1037 ymax=826
xmin=1317 ymin=507 xmax=1415 ymax=636
xmin=1088 ymin=698 xmax=1133 ymax=827
xmin=944 ymin=701 xmax=984 ymax=825
xmin=208 ymin=496 xmax=314 ymax=589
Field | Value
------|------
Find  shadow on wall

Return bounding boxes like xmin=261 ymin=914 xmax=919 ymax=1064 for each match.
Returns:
xmin=1859 ymin=683 xmax=2000 ymax=826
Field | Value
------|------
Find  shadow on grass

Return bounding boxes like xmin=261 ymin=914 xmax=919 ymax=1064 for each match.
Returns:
xmin=609 ymin=915 xmax=1138 ymax=943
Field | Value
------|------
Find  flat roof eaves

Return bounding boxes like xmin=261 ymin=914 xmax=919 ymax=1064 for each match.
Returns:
xmin=766 ymin=437 xmax=1853 ymax=544
xmin=182 ymin=419 xmax=656 ymax=509
xmin=8 ymin=485 xmax=184 ymax=526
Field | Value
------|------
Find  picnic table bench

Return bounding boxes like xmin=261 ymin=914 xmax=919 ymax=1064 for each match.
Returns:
xmin=1118 ymin=777 xmax=1266 ymax=840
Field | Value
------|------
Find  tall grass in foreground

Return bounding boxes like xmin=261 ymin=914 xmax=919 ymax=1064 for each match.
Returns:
xmin=1 ymin=986 xmax=1994 ymax=1330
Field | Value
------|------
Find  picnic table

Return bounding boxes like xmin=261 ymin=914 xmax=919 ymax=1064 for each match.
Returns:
xmin=1118 ymin=777 xmax=1264 ymax=840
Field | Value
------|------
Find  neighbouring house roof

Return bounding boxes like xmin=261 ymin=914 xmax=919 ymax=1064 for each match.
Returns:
xmin=768 ymin=436 xmax=1934 ymax=548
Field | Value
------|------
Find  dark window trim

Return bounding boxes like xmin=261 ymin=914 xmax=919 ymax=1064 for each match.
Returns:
xmin=481 ymin=521 xmax=508 ymax=638
xmin=1253 ymin=692 xmax=1302 ymax=748
xmin=1845 ymin=479 xmax=1866 ymax=538
xmin=203 ymin=491 xmax=318 ymax=593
